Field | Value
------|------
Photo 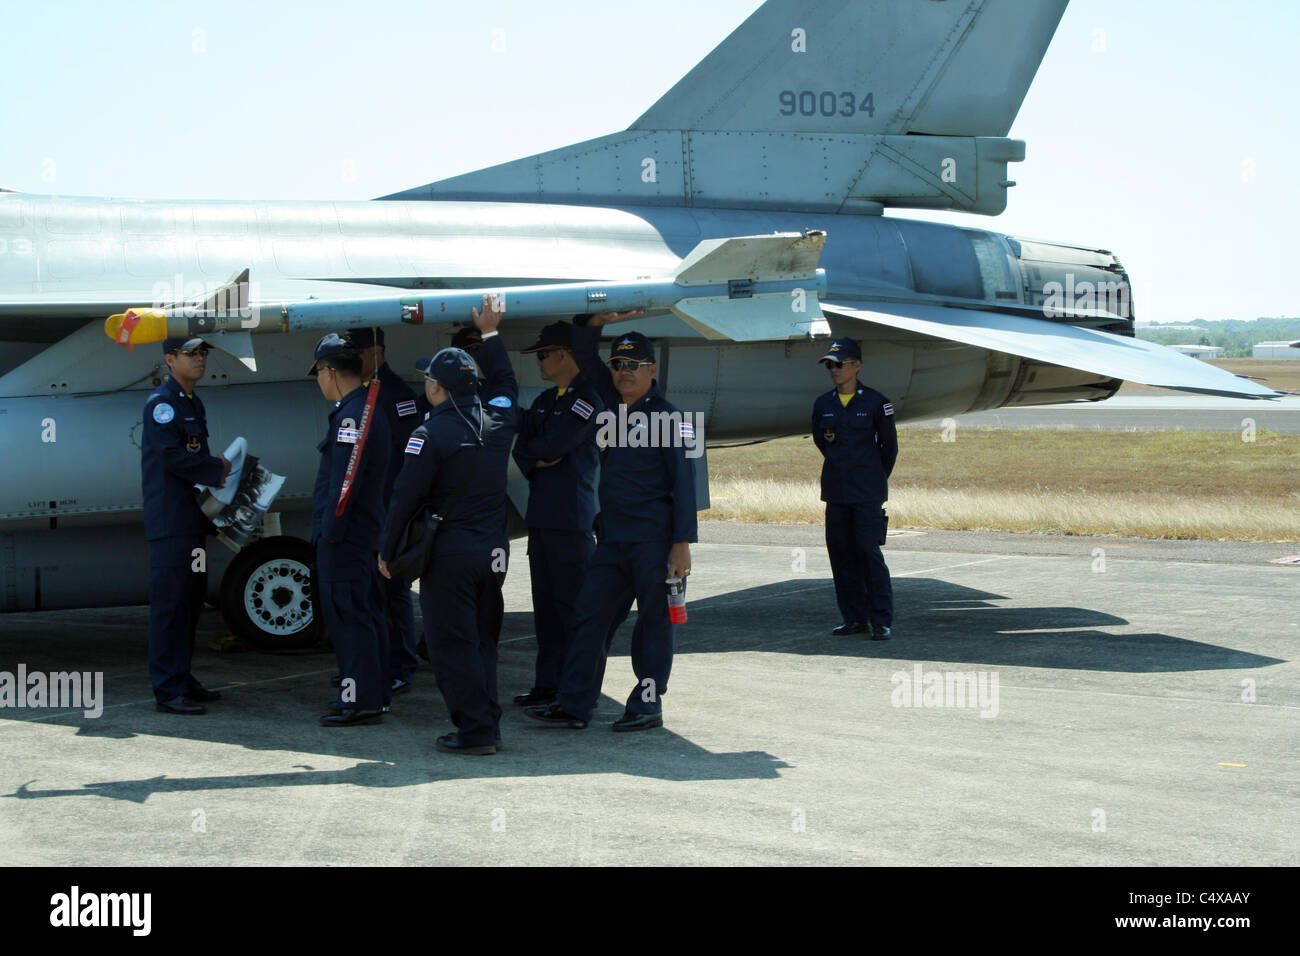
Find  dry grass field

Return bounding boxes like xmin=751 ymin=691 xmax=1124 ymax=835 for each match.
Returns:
xmin=707 ymin=429 xmax=1300 ymax=541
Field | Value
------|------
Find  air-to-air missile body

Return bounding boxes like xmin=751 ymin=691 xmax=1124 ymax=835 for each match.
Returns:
xmin=0 ymin=0 xmax=1278 ymax=647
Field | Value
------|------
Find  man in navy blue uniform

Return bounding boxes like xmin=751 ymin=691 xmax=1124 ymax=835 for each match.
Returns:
xmin=351 ymin=327 xmax=423 ymax=694
xmin=812 ymin=337 xmax=898 ymax=639
xmin=511 ymin=322 xmax=605 ymax=707
xmin=379 ymin=295 xmax=518 ymax=755
xmin=142 ymin=337 xmax=231 ymax=714
xmin=526 ymin=312 xmax=696 ymax=732
xmin=309 ymin=332 xmax=392 ymax=726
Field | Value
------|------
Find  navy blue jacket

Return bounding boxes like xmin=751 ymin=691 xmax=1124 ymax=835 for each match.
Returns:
xmin=381 ymin=334 xmax=519 ymax=561
xmin=812 ymin=382 xmax=898 ymax=504
xmin=572 ymin=323 xmax=697 ymax=544
xmin=371 ymin=361 xmax=423 ymax=502
xmin=312 ymin=384 xmax=392 ymax=566
xmin=141 ymin=377 xmax=225 ymax=541
xmin=512 ymin=372 xmax=604 ymax=532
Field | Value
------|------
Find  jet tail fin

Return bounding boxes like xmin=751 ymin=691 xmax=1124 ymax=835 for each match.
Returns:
xmin=633 ymin=0 xmax=1066 ymax=138
xmin=383 ymin=0 xmax=1067 ymax=216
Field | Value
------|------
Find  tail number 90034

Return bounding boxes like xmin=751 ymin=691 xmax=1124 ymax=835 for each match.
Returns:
xmin=779 ymin=90 xmax=875 ymax=118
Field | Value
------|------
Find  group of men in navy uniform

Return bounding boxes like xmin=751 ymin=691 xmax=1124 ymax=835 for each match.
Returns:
xmin=141 ymin=305 xmax=894 ymax=751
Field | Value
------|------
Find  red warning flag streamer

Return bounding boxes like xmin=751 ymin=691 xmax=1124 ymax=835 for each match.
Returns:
xmin=334 ymin=330 xmax=384 ymax=517
xmin=116 ymin=309 xmax=143 ymax=351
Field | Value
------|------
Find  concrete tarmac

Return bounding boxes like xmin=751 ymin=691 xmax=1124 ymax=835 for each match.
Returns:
xmin=1 ymin=523 xmax=1297 ymax=866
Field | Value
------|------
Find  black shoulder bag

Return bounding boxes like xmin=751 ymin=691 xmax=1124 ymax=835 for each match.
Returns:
xmin=387 ymin=445 xmax=481 ymax=581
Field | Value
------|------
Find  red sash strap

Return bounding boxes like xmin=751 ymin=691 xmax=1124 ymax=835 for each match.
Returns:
xmin=334 ymin=336 xmax=383 ymax=517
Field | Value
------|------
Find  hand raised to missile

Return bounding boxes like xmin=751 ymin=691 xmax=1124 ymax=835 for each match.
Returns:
xmin=472 ymin=293 xmax=503 ymax=334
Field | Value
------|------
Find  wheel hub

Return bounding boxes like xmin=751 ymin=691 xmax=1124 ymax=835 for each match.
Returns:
xmin=243 ymin=559 xmax=313 ymax=636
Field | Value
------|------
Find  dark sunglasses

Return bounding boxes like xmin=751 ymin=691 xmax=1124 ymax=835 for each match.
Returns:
xmin=609 ymin=359 xmax=652 ymax=372
xmin=173 ymin=346 xmax=210 ymax=358
xmin=535 ymin=348 xmax=566 ymax=361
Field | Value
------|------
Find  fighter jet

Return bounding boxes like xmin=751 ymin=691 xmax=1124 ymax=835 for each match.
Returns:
xmin=0 ymin=0 xmax=1278 ymax=649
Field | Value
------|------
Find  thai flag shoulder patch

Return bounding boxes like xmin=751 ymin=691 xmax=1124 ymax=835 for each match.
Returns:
xmin=571 ymin=398 xmax=594 ymax=420
xmin=679 ymin=420 xmax=695 ymax=440
xmin=396 ymin=399 xmax=418 ymax=417
xmin=337 ymin=426 xmax=360 ymax=444
xmin=883 ymin=403 xmax=894 ymax=416
xmin=405 ymin=437 xmax=425 ymax=455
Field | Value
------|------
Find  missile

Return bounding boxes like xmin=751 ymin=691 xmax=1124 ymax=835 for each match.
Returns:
xmin=105 ymin=232 xmax=830 ymax=352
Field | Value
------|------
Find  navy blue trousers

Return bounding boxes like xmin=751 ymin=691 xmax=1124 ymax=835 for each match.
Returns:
xmin=527 ymin=527 xmax=596 ymax=690
xmin=147 ymin=535 xmax=207 ymax=703
xmin=557 ymin=539 xmax=674 ymax=722
xmin=318 ymin=543 xmax=390 ymax=712
xmin=383 ymin=572 xmax=418 ymax=683
xmin=421 ymin=555 xmax=504 ymax=747
xmin=825 ymin=502 xmax=892 ymax=628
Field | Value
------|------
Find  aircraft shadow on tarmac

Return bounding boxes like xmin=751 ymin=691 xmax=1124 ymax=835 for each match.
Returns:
xmin=657 ymin=577 xmax=1285 ymax=674
xmin=1 ymin=574 xmax=1282 ymax=803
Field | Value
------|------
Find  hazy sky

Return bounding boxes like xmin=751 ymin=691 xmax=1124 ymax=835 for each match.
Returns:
xmin=2 ymin=0 xmax=1295 ymax=324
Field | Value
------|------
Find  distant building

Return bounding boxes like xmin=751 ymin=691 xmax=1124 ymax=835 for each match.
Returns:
xmin=1170 ymin=345 xmax=1225 ymax=359
xmin=1252 ymin=341 xmax=1300 ymax=359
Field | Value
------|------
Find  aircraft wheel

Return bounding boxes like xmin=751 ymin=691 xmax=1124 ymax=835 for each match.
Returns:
xmin=219 ymin=536 xmax=319 ymax=651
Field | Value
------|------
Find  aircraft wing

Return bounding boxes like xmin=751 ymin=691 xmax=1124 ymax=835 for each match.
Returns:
xmin=824 ymin=301 xmax=1280 ymax=400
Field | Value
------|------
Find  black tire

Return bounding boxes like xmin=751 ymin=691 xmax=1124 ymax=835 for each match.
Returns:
xmin=219 ymin=536 xmax=319 ymax=651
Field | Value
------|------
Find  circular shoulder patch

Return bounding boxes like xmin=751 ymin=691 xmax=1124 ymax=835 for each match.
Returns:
xmin=152 ymin=402 xmax=175 ymax=424
xmin=488 ymin=395 xmax=513 ymax=408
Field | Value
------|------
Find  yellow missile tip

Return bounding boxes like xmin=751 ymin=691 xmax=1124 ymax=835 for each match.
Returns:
xmin=105 ymin=308 xmax=169 ymax=347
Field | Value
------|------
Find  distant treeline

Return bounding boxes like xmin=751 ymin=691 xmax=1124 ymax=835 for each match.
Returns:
xmin=1137 ymin=317 xmax=1300 ymax=357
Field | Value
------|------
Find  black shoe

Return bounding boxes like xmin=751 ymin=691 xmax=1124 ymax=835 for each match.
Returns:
xmin=391 ymin=678 xmax=412 ymax=695
xmin=612 ymin=712 xmax=663 ymax=732
xmin=524 ymin=703 xmax=588 ymax=729
xmin=435 ymin=733 xmax=496 ymax=755
xmin=513 ymin=687 xmax=557 ymax=706
xmin=870 ymin=624 xmax=892 ymax=641
xmin=327 ymin=699 xmax=390 ymax=713
xmin=156 ymin=696 xmax=206 ymax=715
xmin=186 ymin=683 xmax=222 ymax=702
xmin=831 ymin=621 xmax=865 ymax=636
xmin=319 ymin=708 xmax=383 ymax=726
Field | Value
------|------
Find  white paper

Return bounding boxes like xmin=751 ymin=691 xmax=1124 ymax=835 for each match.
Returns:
xmin=194 ymin=436 xmax=286 ymax=551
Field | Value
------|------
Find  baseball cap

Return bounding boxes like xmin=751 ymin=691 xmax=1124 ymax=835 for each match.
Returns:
xmin=522 ymin=322 xmax=574 ymax=353
xmin=415 ymin=348 xmax=479 ymax=395
xmin=607 ymin=331 xmax=655 ymax=364
xmin=163 ymin=336 xmax=210 ymax=354
xmin=819 ymin=337 xmax=862 ymax=364
xmin=306 ymin=331 xmax=359 ymax=377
